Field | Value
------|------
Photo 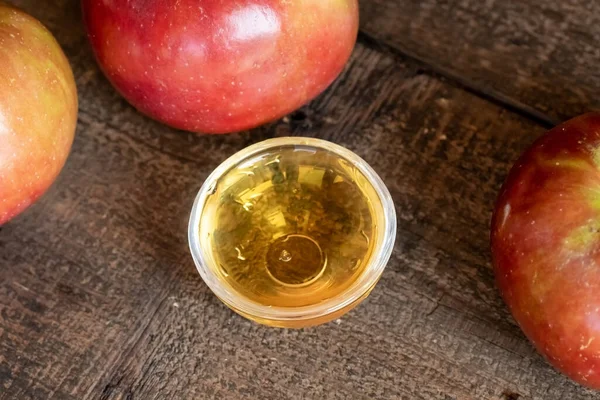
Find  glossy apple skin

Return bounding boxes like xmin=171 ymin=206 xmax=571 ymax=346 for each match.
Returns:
xmin=0 ymin=5 xmax=78 ymax=225
xmin=81 ymin=0 xmax=358 ymax=134
xmin=491 ymin=113 xmax=600 ymax=388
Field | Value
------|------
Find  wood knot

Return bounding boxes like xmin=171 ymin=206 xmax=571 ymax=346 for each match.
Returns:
xmin=502 ymin=390 xmax=521 ymax=400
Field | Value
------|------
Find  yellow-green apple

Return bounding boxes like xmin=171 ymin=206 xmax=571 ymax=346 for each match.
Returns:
xmin=0 ymin=4 xmax=78 ymax=225
xmin=81 ymin=0 xmax=359 ymax=134
xmin=491 ymin=113 xmax=600 ymax=388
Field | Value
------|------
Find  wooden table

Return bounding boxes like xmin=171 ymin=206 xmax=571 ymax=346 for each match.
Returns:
xmin=2 ymin=1 xmax=599 ymax=399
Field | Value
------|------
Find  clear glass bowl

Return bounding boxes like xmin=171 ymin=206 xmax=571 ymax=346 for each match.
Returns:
xmin=188 ymin=137 xmax=396 ymax=328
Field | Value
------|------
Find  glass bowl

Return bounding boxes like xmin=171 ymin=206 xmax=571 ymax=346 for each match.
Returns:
xmin=189 ymin=137 xmax=396 ymax=328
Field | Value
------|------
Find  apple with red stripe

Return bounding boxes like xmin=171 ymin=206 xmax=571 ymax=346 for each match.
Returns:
xmin=82 ymin=0 xmax=359 ymax=134
xmin=0 ymin=4 xmax=78 ymax=225
xmin=492 ymin=113 xmax=600 ymax=388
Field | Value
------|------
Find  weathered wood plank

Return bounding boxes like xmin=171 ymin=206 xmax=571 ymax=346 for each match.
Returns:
xmin=0 ymin=1 xmax=598 ymax=399
xmin=360 ymin=0 xmax=600 ymax=123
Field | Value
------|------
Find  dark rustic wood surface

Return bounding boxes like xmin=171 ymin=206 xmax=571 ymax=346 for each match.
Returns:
xmin=360 ymin=0 xmax=600 ymax=125
xmin=1 ymin=1 xmax=599 ymax=399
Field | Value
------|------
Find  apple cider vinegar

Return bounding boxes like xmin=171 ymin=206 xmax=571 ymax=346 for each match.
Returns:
xmin=190 ymin=138 xmax=396 ymax=327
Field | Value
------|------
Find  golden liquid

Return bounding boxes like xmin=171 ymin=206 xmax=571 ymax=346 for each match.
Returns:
xmin=199 ymin=145 xmax=382 ymax=309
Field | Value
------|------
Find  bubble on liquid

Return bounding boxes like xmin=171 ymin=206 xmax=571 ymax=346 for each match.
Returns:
xmin=360 ymin=230 xmax=370 ymax=245
xmin=243 ymin=202 xmax=254 ymax=211
xmin=235 ymin=247 xmax=246 ymax=261
xmin=279 ymin=250 xmax=292 ymax=262
xmin=266 ymin=156 xmax=281 ymax=165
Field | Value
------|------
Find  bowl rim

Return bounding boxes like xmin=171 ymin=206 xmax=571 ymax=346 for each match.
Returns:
xmin=188 ymin=137 xmax=397 ymax=323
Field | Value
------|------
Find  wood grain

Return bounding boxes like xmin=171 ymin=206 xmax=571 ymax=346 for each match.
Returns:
xmin=360 ymin=0 xmax=600 ymax=124
xmin=0 ymin=0 xmax=598 ymax=399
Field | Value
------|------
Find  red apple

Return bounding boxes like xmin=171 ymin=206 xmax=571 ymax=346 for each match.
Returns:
xmin=491 ymin=113 xmax=600 ymax=388
xmin=0 ymin=5 xmax=78 ymax=225
xmin=81 ymin=0 xmax=359 ymax=134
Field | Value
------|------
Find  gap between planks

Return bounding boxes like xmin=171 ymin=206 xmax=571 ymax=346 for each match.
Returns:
xmin=357 ymin=30 xmax=558 ymax=130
